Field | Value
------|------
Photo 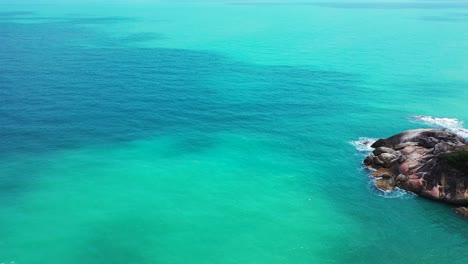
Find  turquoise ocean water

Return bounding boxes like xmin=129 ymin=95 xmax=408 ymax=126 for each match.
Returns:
xmin=1 ymin=0 xmax=468 ymax=263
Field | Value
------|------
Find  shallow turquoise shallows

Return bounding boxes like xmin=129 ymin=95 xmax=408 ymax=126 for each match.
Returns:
xmin=0 ymin=1 xmax=468 ymax=263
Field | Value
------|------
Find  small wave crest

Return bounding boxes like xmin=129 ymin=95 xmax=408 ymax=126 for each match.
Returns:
xmin=350 ymin=137 xmax=377 ymax=153
xmin=410 ymin=115 xmax=468 ymax=138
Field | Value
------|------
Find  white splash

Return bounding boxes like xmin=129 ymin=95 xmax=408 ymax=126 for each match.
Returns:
xmin=350 ymin=137 xmax=378 ymax=153
xmin=370 ymin=181 xmax=416 ymax=199
xmin=411 ymin=115 xmax=468 ymax=138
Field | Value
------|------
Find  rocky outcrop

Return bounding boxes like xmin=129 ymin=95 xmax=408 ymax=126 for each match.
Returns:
xmin=364 ymin=129 xmax=468 ymax=207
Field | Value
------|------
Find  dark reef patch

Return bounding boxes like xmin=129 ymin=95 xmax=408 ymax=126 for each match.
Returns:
xmin=0 ymin=17 xmax=358 ymax=158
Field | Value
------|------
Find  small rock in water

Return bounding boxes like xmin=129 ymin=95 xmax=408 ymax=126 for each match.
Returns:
xmin=376 ymin=178 xmax=395 ymax=191
xmin=371 ymin=168 xmax=393 ymax=178
xmin=454 ymin=207 xmax=468 ymax=217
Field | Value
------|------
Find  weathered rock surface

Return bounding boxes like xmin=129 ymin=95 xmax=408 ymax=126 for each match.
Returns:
xmin=376 ymin=177 xmax=395 ymax=191
xmin=364 ymin=129 xmax=468 ymax=206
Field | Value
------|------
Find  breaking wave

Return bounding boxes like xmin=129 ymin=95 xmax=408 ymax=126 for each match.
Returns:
xmin=410 ymin=115 xmax=468 ymax=139
xmin=350 ymin=137 xmax=378 ymax=153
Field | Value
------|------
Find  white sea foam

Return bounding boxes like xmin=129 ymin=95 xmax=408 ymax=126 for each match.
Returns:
xmin=362 ymin=175 xmax=415 ymax=199
xmin=411 ymin=115 xmax=468 ymax=139
xmin=350 ymin=137 xmax=377 ymax=153
xmin=370 ymin=181 xmax=416 ymax=199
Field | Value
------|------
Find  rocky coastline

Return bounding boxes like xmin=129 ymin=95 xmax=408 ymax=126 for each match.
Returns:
xmin=363 ymin=129 xmax=468 ymax=217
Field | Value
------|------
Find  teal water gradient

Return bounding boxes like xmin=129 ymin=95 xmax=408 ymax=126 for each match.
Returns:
xmin=0 ymin=1 xmax=468 ymax=263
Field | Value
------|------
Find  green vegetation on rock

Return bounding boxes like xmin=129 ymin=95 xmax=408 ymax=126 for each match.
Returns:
xmin=440 ymin=150 xmax=468 ymax=171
